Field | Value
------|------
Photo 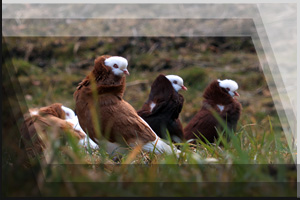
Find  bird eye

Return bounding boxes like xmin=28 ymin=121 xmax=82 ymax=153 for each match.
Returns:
xmin=226 ymin=87 xmax=230 ymax=91
xmin=173 ymin=80 xmax=178 ymax=84
xmin=113 ymin=64 xmax=118 ymax=68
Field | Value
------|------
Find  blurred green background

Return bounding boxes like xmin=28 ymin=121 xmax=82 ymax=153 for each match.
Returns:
xmin=5 ymin=37 xmax=277 ymax=127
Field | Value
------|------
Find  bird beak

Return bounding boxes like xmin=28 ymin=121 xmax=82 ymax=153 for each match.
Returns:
xmin=182 ymin=85 xmax=188 ymax=91
xmin=123 ymin=69 xmax=130 ymax=76
xmin=234 ymin=91 xmax=240 ymax=97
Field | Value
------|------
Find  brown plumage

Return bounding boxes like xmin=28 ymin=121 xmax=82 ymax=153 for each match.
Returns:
xmin=74 ymin=55 xmax=158 ymax=148
xmin=138 ymin=74 xmax=185 ymax=142
xmin=20 ymin=103 xmax=86 ymax=157
xmin=184 ymin=79 xmax=242 ymax=143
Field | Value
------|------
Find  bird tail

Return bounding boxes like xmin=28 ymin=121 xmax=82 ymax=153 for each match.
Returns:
xmin=142 ymin=136 xmax=181 ymax=158
xmin=138 ymin=116 xmax=181 ymax=157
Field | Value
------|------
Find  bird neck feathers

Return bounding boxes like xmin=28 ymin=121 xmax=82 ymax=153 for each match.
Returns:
xmin=92 ymin=55 xmax=111 ymax=80
xmin=97 ymin=78 xmax=126 ymax=98
xmin=203 ymin=80 xmax=233 ymax=105
xmin=77 ymin=55 xmax=126 ymax=97
xmin=93 ymin=56 xmax=126 ymax=95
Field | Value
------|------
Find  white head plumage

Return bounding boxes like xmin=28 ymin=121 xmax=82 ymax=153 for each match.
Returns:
xmin=104 ymin=56 xmax=129 ymax=76
xmin=166 ymin=75 xmax=187 ymax=92
xmin=218 ymin=79 xmax=239 ymax=97
xmin=61 ymin=105 xmax=76 ymax=120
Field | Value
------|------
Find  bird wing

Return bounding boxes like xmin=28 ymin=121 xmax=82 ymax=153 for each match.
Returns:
xmin=171 ymin=93 xmax=184 ymax=119
xmin=73 ymin=85 xmax=96 ymax=140
xmin=184 ymin=108 xmax=220 ymax=142
xmin=46 ymin=115 xmax=86 ymax=140
xmin=76 ymin=75 xmax=90 ymax=90
xmin=219 ymin=99 xmax=242 ymax=132
xmin=104 ymin=100 xmax=157 ymax=145
xmin=166 ymin=118 xmax=184 ymax=141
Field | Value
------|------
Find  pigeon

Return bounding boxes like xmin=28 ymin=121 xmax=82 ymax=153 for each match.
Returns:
xmin=74 ymin=55 xmax=180 ymax=155
xmin=184 ymin=79 xmax=242 ymax=143
xmin=138 ymin=74 xmax=187 ymax=143
xmin=20 ymin=103 xmax=87 ymax=157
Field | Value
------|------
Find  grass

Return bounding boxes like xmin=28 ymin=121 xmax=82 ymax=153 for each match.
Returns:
xmin=19 ymin=120 xmax=294 ymax=197
xmin=2 ymin=36 xmax=296 ymax=197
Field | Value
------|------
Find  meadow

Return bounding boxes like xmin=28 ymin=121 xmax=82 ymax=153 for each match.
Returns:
xmin=2 ymin=36 xmax=296 ymax=197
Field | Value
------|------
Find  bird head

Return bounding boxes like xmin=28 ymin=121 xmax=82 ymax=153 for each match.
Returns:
xmin=218 ymin=79 xmax=240 ymax=98
xmin=61 ymin=105 xmax=76 ymax=120
xmin=38 ymin=103 xmax=66 ymax=119
xmin=104 ymin=56 xmax=129 ymax=76
xmin=166 ymin=75 xmax=187 ymax=92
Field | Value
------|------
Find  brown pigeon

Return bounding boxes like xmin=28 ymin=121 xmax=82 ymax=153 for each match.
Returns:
xmin=184 ymin=79 xmax=242 ymax=143
xmin=20 ymin=103 xmax=86 ymax=158
xmin=74 ymin=55 xmax=180 ymax=155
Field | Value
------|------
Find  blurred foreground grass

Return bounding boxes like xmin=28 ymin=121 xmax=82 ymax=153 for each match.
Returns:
xmin=2 ymin=37 xmax=296 ymax=197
